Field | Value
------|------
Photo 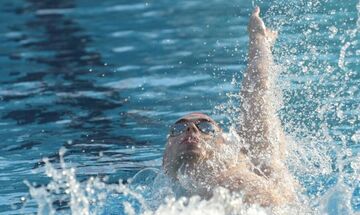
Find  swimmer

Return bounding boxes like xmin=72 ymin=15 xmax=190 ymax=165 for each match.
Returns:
xmin=163 ymin=7 xmax=297 ymax=207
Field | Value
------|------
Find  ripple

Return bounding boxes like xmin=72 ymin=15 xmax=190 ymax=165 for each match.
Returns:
xmin=35 ymin=8 xmax=74 ymax=16
xmin=105 ymin=3 xmax=148 ymax=12
xmin=4 ymin=31 xmax=24 ymax=39
xmin=104 ymin=74 xmax=210 ymax=89
xmin=148 ymin=65 xmax=173 ymax=71
xmin=112 ymin=46 xmax=135 ymax=53
xmin=0 ymin=81 xmax=43 ymax=97
xmin=56 ymin=91 xmax=111 ymax=99
xmin=116 ymin=65 xmax=141 ymax=72
xmin=110 ymin=30 xmax=133 ymax=37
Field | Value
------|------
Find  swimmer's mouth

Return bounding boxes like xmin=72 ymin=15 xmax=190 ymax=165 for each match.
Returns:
xmin=181 ymin=137 xmax=200 ymax=145
xmin=179 ymin=139 xmax=202 ymax=156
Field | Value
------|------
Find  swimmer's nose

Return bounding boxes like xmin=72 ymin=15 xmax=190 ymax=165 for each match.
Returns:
xmin=186 ymin=123 xmax=200 ymax=134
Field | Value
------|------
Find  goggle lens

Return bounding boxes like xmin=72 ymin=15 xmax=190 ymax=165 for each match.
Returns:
xmin=169 ymin=121 xmax=217 ymax=136
xmin=170 ymin=123 xmax=187 ymax=136
xmin=196 ymin=121 xmax=216 ymax=134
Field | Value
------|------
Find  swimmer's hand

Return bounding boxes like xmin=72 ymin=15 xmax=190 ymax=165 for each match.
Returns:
xmin=248 ymin=6 xmax=278 ymax=44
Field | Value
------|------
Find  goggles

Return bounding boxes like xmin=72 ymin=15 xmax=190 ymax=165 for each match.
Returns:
xmin=169 ymin=121 xmax=218 ymax=136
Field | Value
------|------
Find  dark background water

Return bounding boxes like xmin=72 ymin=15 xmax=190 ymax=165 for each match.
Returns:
xmin=0 ymin=0 xmax=359 ymax=214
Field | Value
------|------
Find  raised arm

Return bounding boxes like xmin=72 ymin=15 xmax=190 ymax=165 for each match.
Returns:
xmin=238 ymin=7 xmax=286 ymax=174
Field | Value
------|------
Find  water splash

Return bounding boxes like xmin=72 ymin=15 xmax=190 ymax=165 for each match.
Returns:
xmin=24 ymin=147 xmax=278 ymax=215
xmin=338 ymin=1 xmax=359 ymax=70
xmin=24 ymin=148 xmax=150 ymax=215
xmin=267 ymin=0 xmax=360 ymax=213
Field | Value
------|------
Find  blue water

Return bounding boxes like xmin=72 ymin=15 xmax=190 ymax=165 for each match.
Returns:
xmin=0 ymin=0 xmax=359 ymax=214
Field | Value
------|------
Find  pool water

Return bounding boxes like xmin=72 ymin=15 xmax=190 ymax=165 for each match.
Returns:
xmin=0 ymin=0 xmax=359 ymax=214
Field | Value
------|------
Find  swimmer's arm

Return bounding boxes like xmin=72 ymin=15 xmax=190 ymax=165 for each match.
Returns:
xmin=237 ymin=7 xmax=286 ymax=163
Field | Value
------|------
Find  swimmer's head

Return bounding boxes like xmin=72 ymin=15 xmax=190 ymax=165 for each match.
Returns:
xmin=163 ymin=112 xmax=225 ymax=179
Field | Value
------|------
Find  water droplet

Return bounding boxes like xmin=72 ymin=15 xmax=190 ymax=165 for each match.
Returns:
xmin=329 ymin=26 xmax=338 ymax=38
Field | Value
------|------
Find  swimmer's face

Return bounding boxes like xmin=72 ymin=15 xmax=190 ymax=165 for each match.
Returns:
xmin=163 ymin=113 xmax=224 ymax=178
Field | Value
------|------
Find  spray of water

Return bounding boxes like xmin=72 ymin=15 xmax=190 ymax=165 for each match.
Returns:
xmin=265 ymin=0 xmax=360 ymax=213
xmin=24 ymin=148 xmax=150 ymax=215
xmin=23 ymin=147 xmax=273 ymax=215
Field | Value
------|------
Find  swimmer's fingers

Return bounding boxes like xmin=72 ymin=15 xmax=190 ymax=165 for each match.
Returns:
xmin=252 ymin=6 xmax=260 ymax=16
